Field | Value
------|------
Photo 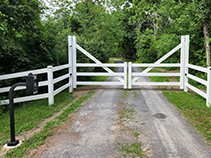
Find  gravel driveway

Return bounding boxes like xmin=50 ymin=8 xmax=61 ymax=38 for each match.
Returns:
xmin=40 ymin=60 xmax=211 ymax=158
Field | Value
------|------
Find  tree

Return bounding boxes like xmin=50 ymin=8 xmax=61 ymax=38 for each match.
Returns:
xmin=195 ymin=0 xmax=211 ymax=67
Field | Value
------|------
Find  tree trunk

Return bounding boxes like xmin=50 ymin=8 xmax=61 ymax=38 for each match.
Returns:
xmin=203 ymin=21 xmax=210 ymax=67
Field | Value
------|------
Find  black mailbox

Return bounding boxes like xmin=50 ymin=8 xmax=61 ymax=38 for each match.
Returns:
xmin=25 ymin=73 xmax=38 ymax=95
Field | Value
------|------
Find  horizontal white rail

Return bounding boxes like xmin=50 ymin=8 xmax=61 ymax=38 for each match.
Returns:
xmin=0 ymin=93 xmax=48 ymax=105
xmin=76 ymin=72 xmax=124 ymax=76
xmin=0 ymin=80 xmax=48 ymax=93
xmin=54 ymin=83 xmax=70 ymax=96
xmin=186 ymin=83 xmax=207 ymax=99
xmin=132 ymin=73 xmax=180 ymax=77
xmin=76 ymin=63 xmax=124 ymax=67
xmin=53 ymin=73 xmax=69 ymax=84
xmin=187 ymin=64 xmax=208 ymax=73
xmin=187 ymin=74 xmax=207 ymax=86
xmin=0 ymin=68 xmax=48 ymax=80
xmin=132 ymin=82 xmax=180 ymax=86
xmin=132 ymin=63 xmax=181 ymax=67
xmin=52 ymin=64 xmax=70 ymax=72
xmin=77 ymin=81 xmax=123 ymax=86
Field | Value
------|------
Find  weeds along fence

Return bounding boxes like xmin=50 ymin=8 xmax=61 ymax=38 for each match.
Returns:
xmin=0 ymin=64 xmax=73 ymax=106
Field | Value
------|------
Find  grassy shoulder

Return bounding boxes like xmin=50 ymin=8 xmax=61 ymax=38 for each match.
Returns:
xmin=0 ymin=89 xmax=74 ymax=147
xmin=147 ymin=68 xmax=211 ymax=142
xmin=1 ymin=89 xmax=95 ymax=157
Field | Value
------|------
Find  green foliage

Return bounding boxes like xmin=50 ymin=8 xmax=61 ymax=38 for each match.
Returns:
xmin=136 ymin=29 xmax=157 ymax=63
xmin=130 ymin=0 xmax=210 ymax=68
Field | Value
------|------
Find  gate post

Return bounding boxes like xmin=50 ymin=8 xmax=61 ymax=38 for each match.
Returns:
xmin=124 ymin=62 xmax=127 ymax=89
xmin=207 ymin=67 xmax=211 ymax=107
xmin=72 ymin=36 xmax=77 ymax=89
xmin=68 ymin=36 xmax=73 ymax=92
xmin=47 ymin=66 xmax=54 ymax=105
xmin=180 ymin=36 xmax=185 ymax=89
xmin=184 ymin=35 xmax=189 ymax=92
xmin=128 ymin=62 xmax=132 ymax=89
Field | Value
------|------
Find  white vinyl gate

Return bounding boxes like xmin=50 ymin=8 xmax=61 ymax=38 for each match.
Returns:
xmin=68 ymin=35 xmax=211 ymax=107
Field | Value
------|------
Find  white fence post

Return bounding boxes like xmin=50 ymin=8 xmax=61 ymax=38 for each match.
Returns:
xmin=47 ymin=66 xmax=54 ymax=105
xmin=68 ymin=36 xmax=73 ymax=92
xmin=180 ymin=36 xmax=185 ymax=89
xmin=207 ymin=67 xmax=211 ymax=107
xmin=73 ymin=36 xmax=77 ymax=88
xmin=184 ymin=35 xmax=190 ymax=92
xmin=128 ymin=62 xmax=132 ymax=89
xmin=124 ymin=62 xmax=127 ymax=89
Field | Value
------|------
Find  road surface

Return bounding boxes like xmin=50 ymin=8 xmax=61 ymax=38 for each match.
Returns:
xmin=39 ymin=60 xmax=211 ymax=158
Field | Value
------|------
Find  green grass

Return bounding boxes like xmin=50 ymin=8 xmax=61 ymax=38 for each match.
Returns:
xmin=163 ymin=91 xmax=211 ymax=141
xmin=148 ymin=68 xmax=211 ymax=142
xmin=117 ymin=142 xmax=143 ymax=158
xmin=5 ymin=90 xmax=95 ymax=158
xmin=0 ymin=89 xmax=75 ymax=147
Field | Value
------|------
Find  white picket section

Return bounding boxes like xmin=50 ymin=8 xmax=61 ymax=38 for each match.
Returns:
xmin=185 ymin=64 xmax=211 ymax=107
xmin=0 ymin=63 xmax=72 ymax=105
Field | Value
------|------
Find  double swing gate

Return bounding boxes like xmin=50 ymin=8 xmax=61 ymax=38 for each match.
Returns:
xmin=1 ymin=35 xmax=210 ymax=107
xmin=69 ymin=36 xmax=187 ymax=90
xmin=69 ymin=35 xmax=211 ymax=107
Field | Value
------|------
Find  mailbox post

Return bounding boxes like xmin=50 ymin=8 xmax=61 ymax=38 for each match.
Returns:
xmin=6 ymin=73 xmax=38 ymax=147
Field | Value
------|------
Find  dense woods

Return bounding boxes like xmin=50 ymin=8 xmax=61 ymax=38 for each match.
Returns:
xmin=0 ymin=0 xmax=211 ymax=108
xmin=1 ymin=0 xmax=211 ymax=73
